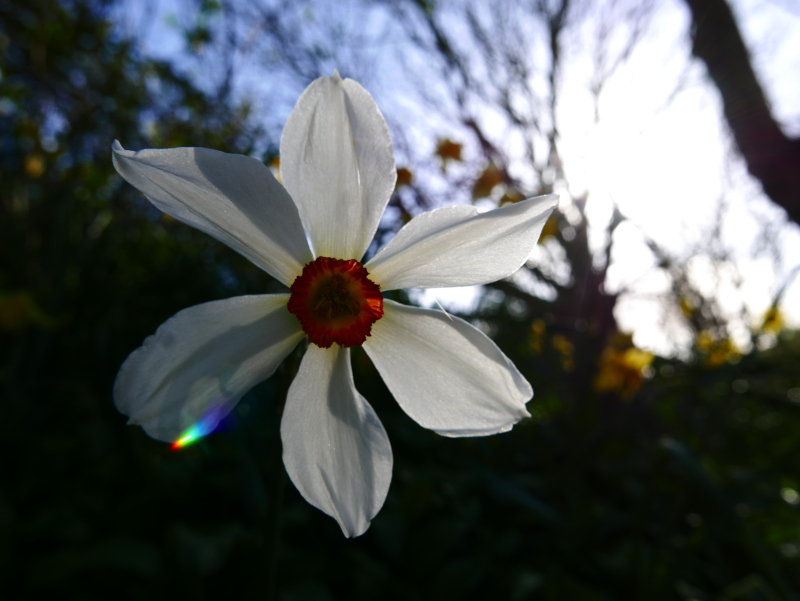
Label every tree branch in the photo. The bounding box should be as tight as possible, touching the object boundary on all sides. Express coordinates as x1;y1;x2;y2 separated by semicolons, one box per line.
683;0;800;225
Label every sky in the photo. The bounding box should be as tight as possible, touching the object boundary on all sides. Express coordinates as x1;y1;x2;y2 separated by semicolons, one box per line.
558;0;800;353
115;0;800;357
525;0;797;354
392;0;800;356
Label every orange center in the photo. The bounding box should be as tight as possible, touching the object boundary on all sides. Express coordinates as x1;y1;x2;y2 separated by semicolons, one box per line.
287;257;383;348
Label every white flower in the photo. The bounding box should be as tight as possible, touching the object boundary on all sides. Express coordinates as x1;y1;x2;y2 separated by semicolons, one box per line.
111;71;557;537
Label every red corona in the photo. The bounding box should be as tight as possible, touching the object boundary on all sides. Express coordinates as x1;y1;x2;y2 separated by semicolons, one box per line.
287;257;384;348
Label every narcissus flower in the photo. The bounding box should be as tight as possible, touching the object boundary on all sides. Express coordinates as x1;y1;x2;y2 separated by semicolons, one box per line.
112;72;557;537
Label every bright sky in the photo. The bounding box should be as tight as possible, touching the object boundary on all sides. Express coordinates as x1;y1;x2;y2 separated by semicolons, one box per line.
417;0;800;356
117;0;800;357
559;0;800;354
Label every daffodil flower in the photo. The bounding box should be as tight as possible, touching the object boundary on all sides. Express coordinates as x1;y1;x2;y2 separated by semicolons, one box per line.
112;72;557;537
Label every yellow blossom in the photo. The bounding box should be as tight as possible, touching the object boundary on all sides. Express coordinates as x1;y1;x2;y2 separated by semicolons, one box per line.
594;333;654;399
24;153;45;178
529;318;546;354
551;334;575;373
760;306;784;335
679;296;695;318
696;330;739;368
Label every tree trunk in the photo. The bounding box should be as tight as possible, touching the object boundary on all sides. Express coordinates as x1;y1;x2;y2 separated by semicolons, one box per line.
683;0;800;225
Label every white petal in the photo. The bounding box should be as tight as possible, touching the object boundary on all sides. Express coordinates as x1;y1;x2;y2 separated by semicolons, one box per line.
281;345;392;538
280;73;396;261
114;295;303;443
112;141;312;286
365;194;558;290
363;300;532;437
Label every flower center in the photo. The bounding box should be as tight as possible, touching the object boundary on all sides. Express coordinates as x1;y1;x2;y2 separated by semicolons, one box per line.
287;256;383;348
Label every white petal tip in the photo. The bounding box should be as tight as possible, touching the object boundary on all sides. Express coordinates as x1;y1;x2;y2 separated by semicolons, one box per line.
542;193;559;209
433;414;528;438
525;193;558;208
332;69;342;81
341;522;370;538
281;345;392;541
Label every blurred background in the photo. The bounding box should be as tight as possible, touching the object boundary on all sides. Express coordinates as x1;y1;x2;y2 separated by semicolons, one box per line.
2;0;800;598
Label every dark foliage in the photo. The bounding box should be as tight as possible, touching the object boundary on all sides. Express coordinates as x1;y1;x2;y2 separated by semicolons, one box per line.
1;1;799;599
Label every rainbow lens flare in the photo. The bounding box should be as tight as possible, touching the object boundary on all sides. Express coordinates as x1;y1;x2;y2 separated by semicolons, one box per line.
171;423;208;450
171;405;228;450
